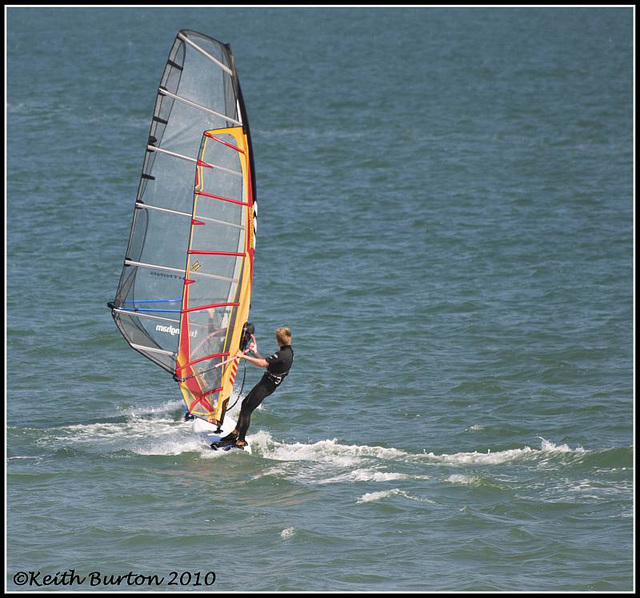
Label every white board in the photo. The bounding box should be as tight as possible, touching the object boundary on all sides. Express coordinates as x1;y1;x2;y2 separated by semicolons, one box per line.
192;416;252;453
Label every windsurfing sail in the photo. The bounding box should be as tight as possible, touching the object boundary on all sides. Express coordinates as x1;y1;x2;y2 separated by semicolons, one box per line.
108;30;257;427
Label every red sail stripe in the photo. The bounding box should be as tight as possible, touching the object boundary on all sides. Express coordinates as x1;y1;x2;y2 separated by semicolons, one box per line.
176;352;230;371
201;386;223;398
194;190;249;206
188;250;246;257
204;132;245;154
189;394;215;413
181;301;239;314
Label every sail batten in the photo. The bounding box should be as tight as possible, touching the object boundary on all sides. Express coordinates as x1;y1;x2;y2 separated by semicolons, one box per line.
113;309;181;324
178;32;234;75
136;202;245;229
109;30;256;425
158;87;242;125
147;144;244;177
131;344;176;356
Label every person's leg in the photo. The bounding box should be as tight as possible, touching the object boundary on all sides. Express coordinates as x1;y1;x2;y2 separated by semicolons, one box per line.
235;378;276;444
219;382;264;441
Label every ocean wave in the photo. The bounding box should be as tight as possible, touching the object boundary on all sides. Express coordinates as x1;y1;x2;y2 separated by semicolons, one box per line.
250;433;407;466
318;469;429;485
356;489;433;504
117;399;184;419
37;406;630;481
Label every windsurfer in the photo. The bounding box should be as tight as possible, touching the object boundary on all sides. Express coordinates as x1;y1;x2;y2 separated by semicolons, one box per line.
214;327;294;448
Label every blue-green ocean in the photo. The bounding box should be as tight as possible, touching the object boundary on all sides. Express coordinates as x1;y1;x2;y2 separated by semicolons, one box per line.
6;6;634;593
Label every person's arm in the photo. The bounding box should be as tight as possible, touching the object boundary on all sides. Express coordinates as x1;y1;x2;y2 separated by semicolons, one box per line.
238;352;268;368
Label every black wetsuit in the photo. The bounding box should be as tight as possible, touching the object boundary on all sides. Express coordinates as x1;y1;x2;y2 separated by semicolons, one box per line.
235;345;294;442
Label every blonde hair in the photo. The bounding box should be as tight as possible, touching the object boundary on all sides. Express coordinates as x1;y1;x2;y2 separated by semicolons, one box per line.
275;327;291;345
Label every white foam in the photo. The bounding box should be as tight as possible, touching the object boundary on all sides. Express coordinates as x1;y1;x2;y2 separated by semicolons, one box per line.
250;433;408;466
447;474;478;485
425;446;536;466
356;489;432;504
280;527;295;539
50;411;215;458
53;406;590;482
538;437;585;453
132;434;208;457
319;469;429;484
357;489;406;503
418;439;586;467
50;394;260;458
466;424;484;432
118;399;183;419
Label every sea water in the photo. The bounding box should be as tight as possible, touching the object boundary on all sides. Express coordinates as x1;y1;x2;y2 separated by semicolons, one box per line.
6;7;634;592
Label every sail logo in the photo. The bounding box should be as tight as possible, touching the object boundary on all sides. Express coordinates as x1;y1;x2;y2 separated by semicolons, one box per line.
155;324;197;338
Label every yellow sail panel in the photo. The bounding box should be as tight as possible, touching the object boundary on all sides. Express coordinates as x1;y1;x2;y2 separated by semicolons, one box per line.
177;126;255;425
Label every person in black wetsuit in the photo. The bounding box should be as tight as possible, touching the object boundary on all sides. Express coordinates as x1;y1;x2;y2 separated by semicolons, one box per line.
215;327;294;449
